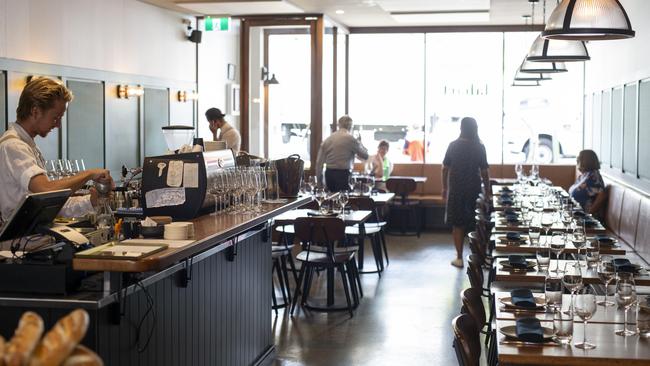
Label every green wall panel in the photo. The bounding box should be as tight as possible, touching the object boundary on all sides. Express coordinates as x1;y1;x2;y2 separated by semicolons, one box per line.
623;84;638;175
640;80;650;180
592;92;601;157
144;88;169;157
601;90;611;167
67;80;104;169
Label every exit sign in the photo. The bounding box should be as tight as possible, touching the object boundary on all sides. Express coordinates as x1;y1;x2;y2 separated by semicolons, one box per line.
205;16;230;31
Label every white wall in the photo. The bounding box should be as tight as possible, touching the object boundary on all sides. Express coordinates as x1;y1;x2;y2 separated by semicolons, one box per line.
585;0;650;93
0;0;196;83
197;20;241;141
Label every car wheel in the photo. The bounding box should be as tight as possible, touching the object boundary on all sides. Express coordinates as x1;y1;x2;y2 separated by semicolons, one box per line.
523;138;554;163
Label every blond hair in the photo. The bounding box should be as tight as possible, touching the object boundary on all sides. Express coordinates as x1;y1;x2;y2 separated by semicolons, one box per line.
16;78;73;120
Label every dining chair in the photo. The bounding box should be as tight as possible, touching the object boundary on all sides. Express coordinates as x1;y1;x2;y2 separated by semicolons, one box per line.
451;313;481;366
385;178;422;237
461;287;491;346
290;217;359;317
346;196;386;275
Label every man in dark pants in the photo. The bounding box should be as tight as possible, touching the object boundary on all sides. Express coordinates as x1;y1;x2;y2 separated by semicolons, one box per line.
315;115;369;192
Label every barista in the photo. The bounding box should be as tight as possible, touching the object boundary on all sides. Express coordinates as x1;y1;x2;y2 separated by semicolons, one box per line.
205;108;241;154
0;77;113;222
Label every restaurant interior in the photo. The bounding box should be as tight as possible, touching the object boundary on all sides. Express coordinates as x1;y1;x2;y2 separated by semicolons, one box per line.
1;0;650;365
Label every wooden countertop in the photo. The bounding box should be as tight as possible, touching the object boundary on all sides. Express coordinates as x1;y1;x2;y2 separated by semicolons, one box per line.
73;196;311;273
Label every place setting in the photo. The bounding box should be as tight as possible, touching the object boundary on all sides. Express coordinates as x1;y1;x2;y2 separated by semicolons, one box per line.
499;255;537;272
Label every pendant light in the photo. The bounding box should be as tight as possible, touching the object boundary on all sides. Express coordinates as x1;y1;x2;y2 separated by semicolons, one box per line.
514;70;552;82
526;34;590;62
520;58;567;73
542;0;635;41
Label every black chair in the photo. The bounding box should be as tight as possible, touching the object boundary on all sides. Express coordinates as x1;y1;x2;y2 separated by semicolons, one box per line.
451;313;481;366
346;196;386;274
290;217;358;317
386;178;422;237
271;246;292;314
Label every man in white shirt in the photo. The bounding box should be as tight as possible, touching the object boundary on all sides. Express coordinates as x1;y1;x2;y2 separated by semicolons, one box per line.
316;115;369;192
0;78;113;222
205;108;241;154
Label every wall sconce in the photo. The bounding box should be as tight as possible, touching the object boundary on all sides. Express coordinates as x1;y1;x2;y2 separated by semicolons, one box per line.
261;66;279;85
178;90;199;102
117;85;144;99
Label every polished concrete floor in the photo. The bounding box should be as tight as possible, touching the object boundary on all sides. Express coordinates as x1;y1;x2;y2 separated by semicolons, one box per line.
272;231;470;366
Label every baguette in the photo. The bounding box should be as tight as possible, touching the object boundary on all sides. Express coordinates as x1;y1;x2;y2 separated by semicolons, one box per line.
60;345;103;366
3;312;44;366
29;309;89;366
0;335;5;366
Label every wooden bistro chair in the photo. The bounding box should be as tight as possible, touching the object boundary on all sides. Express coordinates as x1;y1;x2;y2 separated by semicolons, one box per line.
346;196;386;275
452;313;481;366
290;217;359;317
385;178;422;237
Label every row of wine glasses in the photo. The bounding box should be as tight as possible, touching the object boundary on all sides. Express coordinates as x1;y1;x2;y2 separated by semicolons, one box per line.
45;159;86;180
208;167;268;216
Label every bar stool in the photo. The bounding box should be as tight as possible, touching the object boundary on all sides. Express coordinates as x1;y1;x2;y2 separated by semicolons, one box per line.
290;217;358;317
385;178;422;237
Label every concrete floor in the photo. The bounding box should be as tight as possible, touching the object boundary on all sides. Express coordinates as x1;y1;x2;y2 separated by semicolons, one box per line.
272;231;470;366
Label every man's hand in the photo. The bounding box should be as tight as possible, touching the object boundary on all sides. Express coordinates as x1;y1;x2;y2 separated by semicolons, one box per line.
209;121;218;136
88;169;113;185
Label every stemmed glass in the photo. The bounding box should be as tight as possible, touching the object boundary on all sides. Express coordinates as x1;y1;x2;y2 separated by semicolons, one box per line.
540;213;554;245
615;272;637;336
348;175;357;193
572;220;587;268
338;191;349;216
574;291;598;349
209;173;225;216
597;256;616;307
549;233;565;273
515;163;523;183
562;263;583;315
314;187;326;213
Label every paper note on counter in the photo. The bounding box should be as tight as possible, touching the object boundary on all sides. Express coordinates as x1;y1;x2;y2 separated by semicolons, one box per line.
145;187;186;208
167;160;184;187
122;239;195;249
183;163;199;188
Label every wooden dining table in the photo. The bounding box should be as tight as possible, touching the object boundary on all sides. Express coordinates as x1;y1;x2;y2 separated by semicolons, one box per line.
490;234;626;255
273;208;372;307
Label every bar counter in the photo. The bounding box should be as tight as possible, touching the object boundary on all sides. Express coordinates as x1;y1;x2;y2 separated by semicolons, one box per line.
0;196;311;366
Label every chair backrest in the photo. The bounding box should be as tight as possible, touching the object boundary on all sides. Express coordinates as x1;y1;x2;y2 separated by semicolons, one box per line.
294;217;346;261
452;314;481;366
386;178;416;201
348;196;380;223
466;254;484;290
467;231;486;266
461;287;486;330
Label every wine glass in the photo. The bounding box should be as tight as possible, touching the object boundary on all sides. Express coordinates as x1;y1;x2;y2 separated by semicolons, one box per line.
572;221;587;268
562;263;583;315
515;163;523;183
615;272;637;336
597;256;616;307
314;187;326;213
348;175;357;193
549;233;565;274
209;173;224;216
574;291;598;349
307;175;317;193
338;191;349;216
541;213;554;245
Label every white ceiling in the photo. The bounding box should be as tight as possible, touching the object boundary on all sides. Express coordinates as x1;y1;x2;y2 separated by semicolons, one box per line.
139;0;550;27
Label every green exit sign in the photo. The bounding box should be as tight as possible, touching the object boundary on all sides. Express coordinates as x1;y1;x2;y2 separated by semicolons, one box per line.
205;16;230;31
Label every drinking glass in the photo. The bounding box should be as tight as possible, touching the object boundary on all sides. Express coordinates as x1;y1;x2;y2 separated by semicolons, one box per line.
515;163;523;183
597;256;616;306
549;234;565;273
338;191;349;216
541;213;554;245
545;275;563;311
536;247;551;270
209;174;224;216
530;164;539;181
572;221;587;268
562;264;583;315
637;295;650;338
615;272;637;336
585;241;600;269
574;292;598;349
314;187;326;213
553;308;573;345
348;175;357;192
528;224;542;245
307;176;317;192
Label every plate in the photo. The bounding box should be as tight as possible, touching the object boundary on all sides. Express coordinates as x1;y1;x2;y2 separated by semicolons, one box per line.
500;260;536;271
499;296;546;309
499;325;556;341
307;210;338;217
497;236;527;244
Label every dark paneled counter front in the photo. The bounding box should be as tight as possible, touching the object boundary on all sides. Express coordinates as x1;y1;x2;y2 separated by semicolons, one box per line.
0;197;310;366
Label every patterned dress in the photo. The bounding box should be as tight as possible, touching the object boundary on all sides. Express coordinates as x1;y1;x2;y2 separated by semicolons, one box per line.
568;170;604;212
443;138;489;228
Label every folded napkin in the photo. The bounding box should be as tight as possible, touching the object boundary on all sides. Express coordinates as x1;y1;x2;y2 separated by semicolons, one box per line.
515;317;544;343
510;288;537;308
612;258;636;273
506;232;522;241
504;207;517;215
500;187;513;192
499;198;513;206
500;192;513;199
595;234;615;245
505;214;520;223
508;255;528;269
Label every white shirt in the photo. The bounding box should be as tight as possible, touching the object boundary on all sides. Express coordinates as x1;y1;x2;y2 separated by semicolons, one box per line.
217;122;241;154
0;123;93;222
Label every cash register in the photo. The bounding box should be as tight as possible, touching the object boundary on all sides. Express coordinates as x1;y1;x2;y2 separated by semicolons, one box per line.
0;189;89;295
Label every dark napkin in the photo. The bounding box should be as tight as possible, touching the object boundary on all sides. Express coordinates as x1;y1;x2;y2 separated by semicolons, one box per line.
500;187;513;193
583;218;599;227
504;207;517;215
572;210;586;218
505;214;520;223
499;198;513;206
612;258;636;273
500;192;513;199
515;317;544;343
508;255;528;269
510;288;537;308
506;232;522;241
595;234;615;245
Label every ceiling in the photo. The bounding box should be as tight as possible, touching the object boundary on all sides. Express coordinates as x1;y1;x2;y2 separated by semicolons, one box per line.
139;0;550;28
